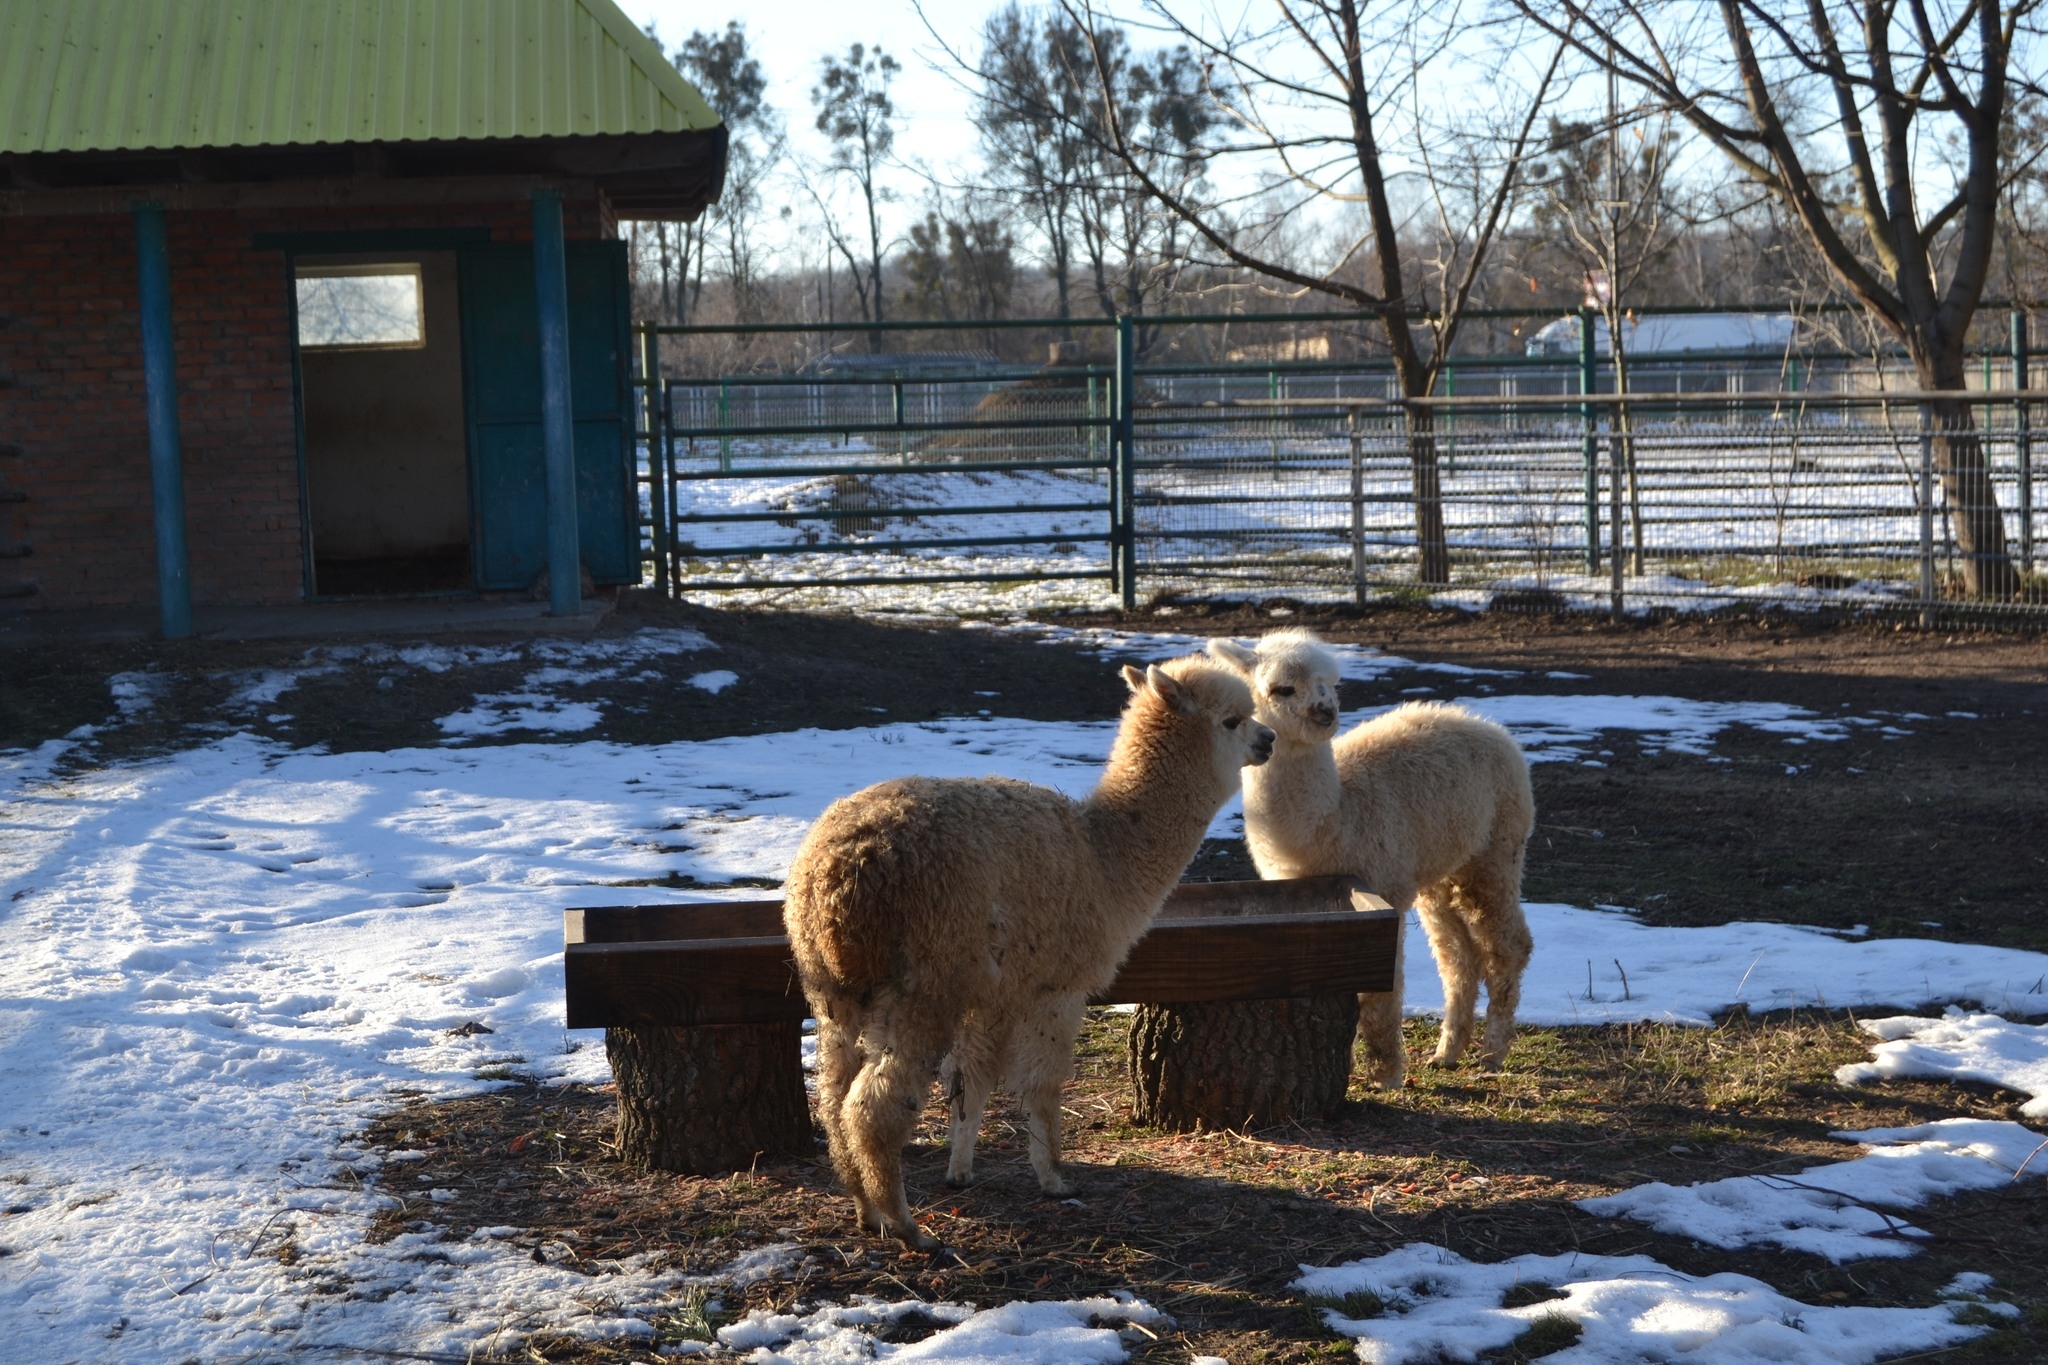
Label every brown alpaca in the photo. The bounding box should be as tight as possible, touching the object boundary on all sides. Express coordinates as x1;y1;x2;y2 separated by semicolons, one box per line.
783;658;1274;1248
1209;629;1534;1086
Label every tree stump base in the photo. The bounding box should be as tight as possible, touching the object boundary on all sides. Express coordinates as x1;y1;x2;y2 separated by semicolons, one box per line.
606;1021;812;1173
1127;994;1358;1132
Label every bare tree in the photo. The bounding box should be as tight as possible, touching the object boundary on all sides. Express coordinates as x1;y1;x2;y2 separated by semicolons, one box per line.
812;43;902;330
1509;0;2043;597
1531;106;1689;570
1058;0;1563;583
900;199;1022;323
960;7;1219;337
677;23;783;324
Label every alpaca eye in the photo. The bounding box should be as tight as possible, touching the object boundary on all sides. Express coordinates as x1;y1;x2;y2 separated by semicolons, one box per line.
1224;716;1241;730
1271;686;1295;698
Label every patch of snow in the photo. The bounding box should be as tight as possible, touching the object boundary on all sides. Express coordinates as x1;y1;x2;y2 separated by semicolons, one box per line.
1415;905;2048;1025
690;670;740;694
1447;693;1868;761
716;1293;1162;1363
1836;1009;2048;1119
1579;1118;2047;1260
1295;1243;1990;1365
107;670;167;717
440;694;606;736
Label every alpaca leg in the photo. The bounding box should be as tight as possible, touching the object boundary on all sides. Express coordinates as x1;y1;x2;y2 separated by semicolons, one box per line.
1470;865;1533;1070
1012;994;1085;1195
1357;909;1409;1088
944;1016;1003;1188
812;1013;879;1230
1418;890;1481;1067
843;1008;948;1249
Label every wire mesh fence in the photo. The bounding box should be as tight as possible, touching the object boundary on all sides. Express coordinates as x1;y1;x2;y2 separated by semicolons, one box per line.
635;313;2046;620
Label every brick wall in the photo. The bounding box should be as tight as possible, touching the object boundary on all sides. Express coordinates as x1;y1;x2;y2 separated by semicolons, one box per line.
0;191;613;613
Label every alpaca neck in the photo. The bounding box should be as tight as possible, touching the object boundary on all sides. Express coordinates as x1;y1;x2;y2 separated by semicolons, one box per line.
1243;733;1346;858
1082;733;1226;924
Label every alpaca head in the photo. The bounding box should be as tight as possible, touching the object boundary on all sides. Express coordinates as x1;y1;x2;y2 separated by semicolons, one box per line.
1116;656;1274;791
1206;628;1342;746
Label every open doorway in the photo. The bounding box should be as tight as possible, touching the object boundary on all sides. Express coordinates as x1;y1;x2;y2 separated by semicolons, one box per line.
295;252;471;596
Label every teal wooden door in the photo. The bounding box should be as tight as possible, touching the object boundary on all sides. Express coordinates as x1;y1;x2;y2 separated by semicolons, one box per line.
458;241;634;589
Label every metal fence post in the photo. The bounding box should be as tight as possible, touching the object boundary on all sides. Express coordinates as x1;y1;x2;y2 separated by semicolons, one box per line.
2016;309;2034;583
716;379;732;473
1609;399;1625;621
1919;403;1937;628
638;325;670;598
1349;410;1367;608
1115;314;1138;610
1579;307;1600;573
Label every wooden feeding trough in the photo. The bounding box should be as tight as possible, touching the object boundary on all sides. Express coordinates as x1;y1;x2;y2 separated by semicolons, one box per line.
563;875;1399;1172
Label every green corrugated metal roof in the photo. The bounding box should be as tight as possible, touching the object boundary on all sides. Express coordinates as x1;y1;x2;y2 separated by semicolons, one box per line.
0;0;721;155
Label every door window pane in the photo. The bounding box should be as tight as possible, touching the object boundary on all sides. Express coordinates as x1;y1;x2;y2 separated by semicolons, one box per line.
296;264;424;349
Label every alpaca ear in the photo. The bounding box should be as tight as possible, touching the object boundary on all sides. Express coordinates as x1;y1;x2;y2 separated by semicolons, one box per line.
1207;638;1259;672
1143;664;1196;713
1121;663;1149;694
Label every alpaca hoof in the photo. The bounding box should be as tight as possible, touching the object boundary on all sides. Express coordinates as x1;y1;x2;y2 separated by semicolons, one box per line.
944;1168;975;1189
1036;1173;1075;1197
889;1221;941;1251
1363;1061;1407;1089
1425;1052;1458;1069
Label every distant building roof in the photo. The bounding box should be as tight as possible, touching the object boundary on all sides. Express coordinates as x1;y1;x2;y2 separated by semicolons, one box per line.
0;0;726;218
1526;313;1798;358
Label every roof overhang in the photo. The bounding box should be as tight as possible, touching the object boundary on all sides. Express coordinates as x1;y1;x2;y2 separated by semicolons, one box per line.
0;127;727;219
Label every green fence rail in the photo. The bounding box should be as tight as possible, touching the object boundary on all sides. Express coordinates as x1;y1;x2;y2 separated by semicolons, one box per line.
630;309;2046;620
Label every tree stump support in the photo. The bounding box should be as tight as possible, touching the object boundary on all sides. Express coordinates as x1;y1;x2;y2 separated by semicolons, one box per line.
605;1021;811;1174
1127;993;1359;1132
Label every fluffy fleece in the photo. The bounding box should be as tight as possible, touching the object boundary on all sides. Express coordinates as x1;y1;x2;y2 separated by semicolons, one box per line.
1210;629;1535;1086
782;657;1275;1247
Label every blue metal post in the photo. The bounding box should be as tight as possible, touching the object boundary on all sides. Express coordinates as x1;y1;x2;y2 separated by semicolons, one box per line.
133;202;191;639
532;191;582;617
1114;315;1137;610
1579;306;1600;574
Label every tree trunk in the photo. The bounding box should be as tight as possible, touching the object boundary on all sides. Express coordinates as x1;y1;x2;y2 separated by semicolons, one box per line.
1406;407;1451;586
1127;994;1358;1132
606;1023;812;1174
1920;372;2020;600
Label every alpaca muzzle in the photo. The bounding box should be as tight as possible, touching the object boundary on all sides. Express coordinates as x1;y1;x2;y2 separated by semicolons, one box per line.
1247;722;1276;765
1309;703;1338;729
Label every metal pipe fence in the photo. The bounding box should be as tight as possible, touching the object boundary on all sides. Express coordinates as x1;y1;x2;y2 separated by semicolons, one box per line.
631;313;2046;621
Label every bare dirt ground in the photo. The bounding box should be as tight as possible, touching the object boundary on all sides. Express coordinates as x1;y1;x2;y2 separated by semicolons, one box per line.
6;593;2047;1360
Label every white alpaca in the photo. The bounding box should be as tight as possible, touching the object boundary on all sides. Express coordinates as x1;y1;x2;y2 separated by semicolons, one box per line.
1209;629;1534;1086
783;658;1274;1247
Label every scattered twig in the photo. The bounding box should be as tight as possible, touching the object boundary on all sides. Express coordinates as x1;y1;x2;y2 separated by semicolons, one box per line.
2011;1136;2048;1183
1614;959;1632;1001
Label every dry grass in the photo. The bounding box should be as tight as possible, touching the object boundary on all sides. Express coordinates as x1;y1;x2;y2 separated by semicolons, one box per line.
342;1008;2047;1362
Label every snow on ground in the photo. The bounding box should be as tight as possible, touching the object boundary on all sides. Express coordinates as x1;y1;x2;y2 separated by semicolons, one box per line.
1837;1009;2048;1118
1294;1243;2011;1365
1579;1118;2048;1260
87;629;722;740
1466;908;2048;1024
3;670;2044;1361
712;1293;1165;1364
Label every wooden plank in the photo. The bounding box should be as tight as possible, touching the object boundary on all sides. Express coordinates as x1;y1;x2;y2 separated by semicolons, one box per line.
563;906;1400;1028
1099;909;1399;1004
563;876;1391;945
564;936;803;1028
565;899;783;945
